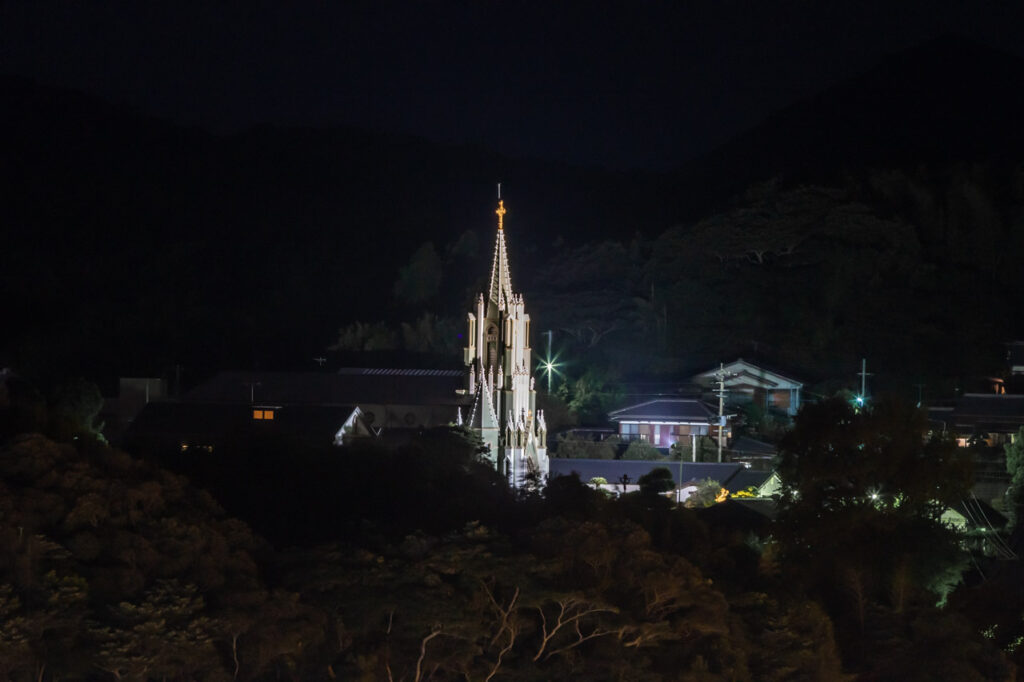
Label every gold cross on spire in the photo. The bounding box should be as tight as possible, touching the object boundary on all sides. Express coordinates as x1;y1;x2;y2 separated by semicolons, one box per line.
495;199;506;230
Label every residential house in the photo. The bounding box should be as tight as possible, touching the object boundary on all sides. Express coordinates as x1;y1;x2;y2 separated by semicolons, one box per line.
692;358;804;417
607;398;725;449
124;402;370;456
123;367;470;456
929;393;1024;448
727;435;778;470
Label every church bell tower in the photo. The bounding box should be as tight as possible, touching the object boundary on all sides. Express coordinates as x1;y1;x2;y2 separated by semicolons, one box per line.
463;196;548;486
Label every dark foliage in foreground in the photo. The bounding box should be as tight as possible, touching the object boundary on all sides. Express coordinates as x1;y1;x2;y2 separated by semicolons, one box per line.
0;393;1016;679
158;426;516;546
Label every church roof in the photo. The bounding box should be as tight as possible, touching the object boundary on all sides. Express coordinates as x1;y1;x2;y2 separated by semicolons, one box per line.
608;399;716;423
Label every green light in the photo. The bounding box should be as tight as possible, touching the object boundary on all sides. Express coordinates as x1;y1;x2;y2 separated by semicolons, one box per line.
538;353;563;392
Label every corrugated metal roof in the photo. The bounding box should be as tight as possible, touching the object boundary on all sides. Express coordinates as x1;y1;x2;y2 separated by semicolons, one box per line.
183;370;470;407
337;368;465;377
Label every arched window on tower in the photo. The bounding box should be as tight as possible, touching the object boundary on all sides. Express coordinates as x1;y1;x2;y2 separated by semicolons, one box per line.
486;324;498;370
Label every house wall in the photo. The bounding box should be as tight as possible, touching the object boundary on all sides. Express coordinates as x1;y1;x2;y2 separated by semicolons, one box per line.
769;390;790;410
617;422;720;448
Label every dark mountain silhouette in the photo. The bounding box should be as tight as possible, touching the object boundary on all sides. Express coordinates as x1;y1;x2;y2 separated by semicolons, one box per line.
0;74;674;387
3;34;1024;389
671;34;1024;208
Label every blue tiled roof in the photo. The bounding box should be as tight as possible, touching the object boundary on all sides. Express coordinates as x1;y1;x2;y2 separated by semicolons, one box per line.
607;399;716;423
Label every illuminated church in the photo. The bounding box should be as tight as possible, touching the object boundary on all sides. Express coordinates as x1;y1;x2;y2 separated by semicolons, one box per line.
461;198;549;486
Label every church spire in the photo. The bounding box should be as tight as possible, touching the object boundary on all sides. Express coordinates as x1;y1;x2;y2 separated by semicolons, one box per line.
488;198;514;309
462;191;548;485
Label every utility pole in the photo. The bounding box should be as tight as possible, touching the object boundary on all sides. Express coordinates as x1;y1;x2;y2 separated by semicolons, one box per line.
678;447;684;504
714;363;728;462
856;358;872;409
243;381;261;404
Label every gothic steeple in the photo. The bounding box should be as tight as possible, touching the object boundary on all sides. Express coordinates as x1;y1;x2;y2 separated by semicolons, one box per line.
463;194;548;486
487;199;514;311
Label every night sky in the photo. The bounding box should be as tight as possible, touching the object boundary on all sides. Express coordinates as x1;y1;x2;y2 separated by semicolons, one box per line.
2;1;1022;170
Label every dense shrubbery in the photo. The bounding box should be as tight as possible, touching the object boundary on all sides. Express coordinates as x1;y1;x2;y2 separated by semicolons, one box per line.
0;433;323;679
554;432;617;460
0;392;1015;679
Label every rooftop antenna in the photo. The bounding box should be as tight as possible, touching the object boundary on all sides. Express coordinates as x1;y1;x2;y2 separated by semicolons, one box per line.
313;356;327;368
243;381;261;404
497;182;501;200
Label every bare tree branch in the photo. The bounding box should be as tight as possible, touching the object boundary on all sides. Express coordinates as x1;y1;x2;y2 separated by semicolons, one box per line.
414;626;443;682
532;597;618;662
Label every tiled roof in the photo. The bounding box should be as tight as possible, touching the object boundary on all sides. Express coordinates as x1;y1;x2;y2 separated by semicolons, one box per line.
729;436;777;456
183;369;469;407
727;498;779;520
722;469;772;493
608;399;716;423
932;394;1024;433
698;498;777;525
693;358;804;387
549;458;743;485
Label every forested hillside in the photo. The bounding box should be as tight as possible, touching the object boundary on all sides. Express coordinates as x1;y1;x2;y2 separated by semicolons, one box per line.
3;36;1024;398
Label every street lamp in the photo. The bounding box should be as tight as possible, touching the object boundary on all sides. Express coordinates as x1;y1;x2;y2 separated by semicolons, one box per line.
538;330;562;392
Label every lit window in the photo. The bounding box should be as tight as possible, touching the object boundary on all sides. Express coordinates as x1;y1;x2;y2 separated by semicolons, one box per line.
253;410;263;420
264;410;274;420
